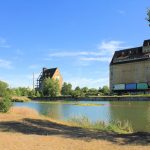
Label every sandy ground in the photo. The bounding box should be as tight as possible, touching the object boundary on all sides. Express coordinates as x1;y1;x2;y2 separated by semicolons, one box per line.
0;107;150;150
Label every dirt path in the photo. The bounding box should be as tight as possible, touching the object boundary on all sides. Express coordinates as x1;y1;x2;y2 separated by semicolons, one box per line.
0;107;150;150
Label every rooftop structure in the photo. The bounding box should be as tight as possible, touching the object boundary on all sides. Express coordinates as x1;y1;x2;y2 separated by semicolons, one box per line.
36;67;63;91
110;39;150;92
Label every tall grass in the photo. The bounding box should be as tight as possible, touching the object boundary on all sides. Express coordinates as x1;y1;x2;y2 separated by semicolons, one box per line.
68;116;133;134
11;96;31;102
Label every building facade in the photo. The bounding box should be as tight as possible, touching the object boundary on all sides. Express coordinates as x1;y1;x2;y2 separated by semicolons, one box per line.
110;39;150;92
36;67;63;91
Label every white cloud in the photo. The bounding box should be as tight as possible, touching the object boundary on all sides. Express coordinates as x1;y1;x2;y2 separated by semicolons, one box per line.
0;37;11;48
46;40;129;63
98;40;126;54
80;57;111;62
0;59;13;69
48;51;102;57
65;77;109;89
28;64;40;69
80;40;128;62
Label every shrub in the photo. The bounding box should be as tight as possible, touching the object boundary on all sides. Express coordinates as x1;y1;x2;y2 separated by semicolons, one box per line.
0;96;12;113
0;80;8;97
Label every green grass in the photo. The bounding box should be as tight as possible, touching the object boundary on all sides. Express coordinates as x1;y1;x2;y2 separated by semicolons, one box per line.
73;103;104;106
31;101;104;106
68;116;133;134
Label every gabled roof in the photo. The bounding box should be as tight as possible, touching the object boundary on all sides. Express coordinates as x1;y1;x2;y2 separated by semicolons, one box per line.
110;40;150;65
43;68;57;78
143;39;150;46
38;67;58;81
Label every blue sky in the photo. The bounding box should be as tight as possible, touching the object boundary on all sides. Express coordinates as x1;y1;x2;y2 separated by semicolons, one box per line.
0;0;150;89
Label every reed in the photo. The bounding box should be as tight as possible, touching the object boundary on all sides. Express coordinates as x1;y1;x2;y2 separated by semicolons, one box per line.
68;116;133;134
11;96;31;102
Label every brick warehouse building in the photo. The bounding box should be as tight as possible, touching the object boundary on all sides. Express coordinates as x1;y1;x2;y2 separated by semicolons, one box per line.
110;39;150;93
36;67;63;92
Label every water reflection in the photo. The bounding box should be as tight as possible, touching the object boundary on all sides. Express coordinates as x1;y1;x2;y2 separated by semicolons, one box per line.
14;101;150;132
109;101;150;132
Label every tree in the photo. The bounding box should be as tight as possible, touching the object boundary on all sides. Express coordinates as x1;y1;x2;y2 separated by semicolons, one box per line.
61;82;72;95
101;86;110;95
0;96;12;113
147;9;150;26
0;80;12;113
75;86;80;91
42;78;60;97
81;87;89;93
87;88;98;96
0;80;8;97
35;91;41;97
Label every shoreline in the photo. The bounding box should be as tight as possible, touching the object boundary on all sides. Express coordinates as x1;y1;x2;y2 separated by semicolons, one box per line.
31;96;150;101
0;107;150;150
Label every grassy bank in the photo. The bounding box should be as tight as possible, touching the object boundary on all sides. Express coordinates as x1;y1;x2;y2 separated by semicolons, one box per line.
11;96;31;102
3;106;133;134
0;107;150;150
68;116;133;134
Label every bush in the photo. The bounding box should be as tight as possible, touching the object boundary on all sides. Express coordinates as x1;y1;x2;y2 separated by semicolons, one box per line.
0;80;8;97
0;96;12;113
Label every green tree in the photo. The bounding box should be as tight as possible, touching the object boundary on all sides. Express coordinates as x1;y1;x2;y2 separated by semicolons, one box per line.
71;86;85;97
0;80;9;97
87;88;98;96
28;89;35;97
61;82;72;95
42;78;60;97
35;91;41;97
0;80;12;113
75;86;80;91
101;86;110;95
81;87;89;93
0;96;12;113
147;9;150;26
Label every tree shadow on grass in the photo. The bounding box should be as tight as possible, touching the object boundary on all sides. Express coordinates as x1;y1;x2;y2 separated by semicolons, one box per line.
0;118;150;146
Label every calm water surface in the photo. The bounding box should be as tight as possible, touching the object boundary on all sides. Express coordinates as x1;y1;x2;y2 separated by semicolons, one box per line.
14;101;150;132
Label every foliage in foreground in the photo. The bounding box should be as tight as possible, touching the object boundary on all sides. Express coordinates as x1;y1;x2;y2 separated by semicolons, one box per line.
0;80;9;97
0;96;12;113
68;116;133;134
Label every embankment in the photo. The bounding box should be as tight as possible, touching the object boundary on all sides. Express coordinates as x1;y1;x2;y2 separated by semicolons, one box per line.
31;96;150;101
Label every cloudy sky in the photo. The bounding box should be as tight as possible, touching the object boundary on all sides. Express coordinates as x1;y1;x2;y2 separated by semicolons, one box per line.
0;0;150;89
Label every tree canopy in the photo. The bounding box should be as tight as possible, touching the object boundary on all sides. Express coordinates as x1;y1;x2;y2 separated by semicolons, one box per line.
42;78;60;97
0;80;8;97
61;82;72;95
147;9;150;26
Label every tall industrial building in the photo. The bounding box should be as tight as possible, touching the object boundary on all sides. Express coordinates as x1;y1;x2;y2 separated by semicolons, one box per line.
110;39;150;92
36;67;63;92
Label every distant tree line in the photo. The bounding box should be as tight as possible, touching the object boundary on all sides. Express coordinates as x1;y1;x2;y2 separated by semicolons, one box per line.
0;78;110;101
61;82;110;97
